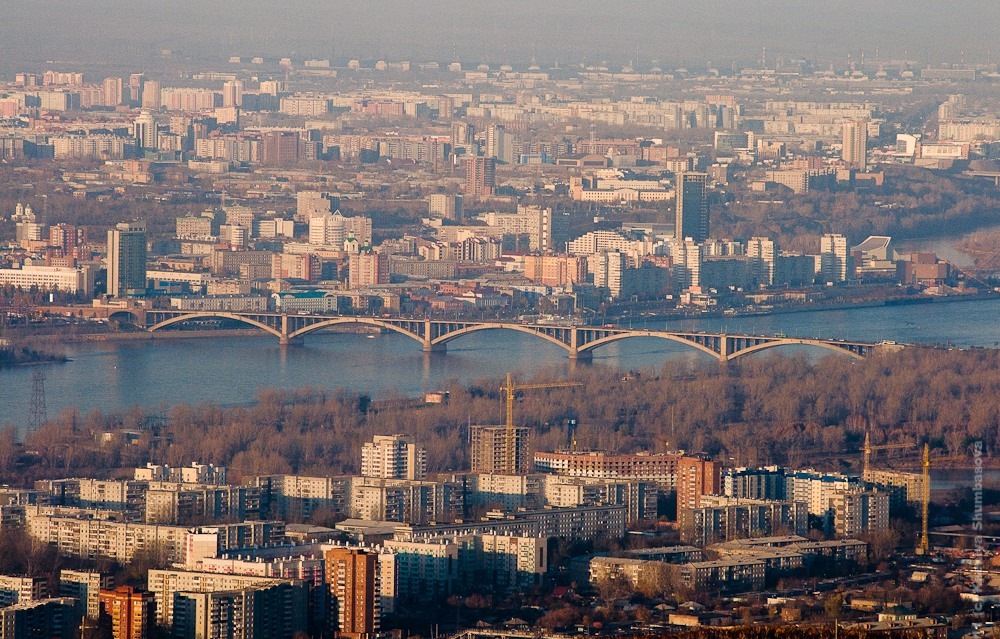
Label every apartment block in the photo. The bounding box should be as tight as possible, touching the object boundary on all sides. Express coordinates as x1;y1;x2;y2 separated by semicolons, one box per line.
361;435;427;481
99;586;155;639
59;570;113;620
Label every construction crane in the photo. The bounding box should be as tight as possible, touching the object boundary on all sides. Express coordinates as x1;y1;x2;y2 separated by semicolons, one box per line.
862;431;916;478
500;372;582;473
919;443;930;555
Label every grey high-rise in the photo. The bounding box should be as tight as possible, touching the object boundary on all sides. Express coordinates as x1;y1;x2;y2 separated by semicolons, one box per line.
107;221;146;297
675;172;710;243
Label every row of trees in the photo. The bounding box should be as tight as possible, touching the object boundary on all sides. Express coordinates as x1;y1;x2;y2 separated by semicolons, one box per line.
4;347;998;485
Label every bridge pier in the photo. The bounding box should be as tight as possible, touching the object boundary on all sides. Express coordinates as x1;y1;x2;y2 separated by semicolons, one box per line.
423;342;447;354
279;336;304;346
568;349;593;362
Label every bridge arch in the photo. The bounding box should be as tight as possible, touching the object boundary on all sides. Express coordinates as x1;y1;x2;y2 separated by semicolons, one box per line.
430;324;572;352
576;332;722;361
147;312;283;338
288;317;425;345
728;338;865;361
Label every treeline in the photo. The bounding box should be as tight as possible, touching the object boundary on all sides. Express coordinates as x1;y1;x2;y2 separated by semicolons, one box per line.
719;166;1000;250
5;347;999;485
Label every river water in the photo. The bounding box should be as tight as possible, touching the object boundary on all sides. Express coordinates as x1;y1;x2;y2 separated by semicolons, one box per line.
3;296;1000;433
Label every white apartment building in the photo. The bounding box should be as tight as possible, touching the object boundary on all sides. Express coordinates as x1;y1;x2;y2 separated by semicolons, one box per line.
361;435;427;481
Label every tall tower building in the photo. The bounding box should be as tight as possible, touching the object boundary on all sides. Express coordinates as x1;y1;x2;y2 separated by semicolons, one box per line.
842;120;868;170
470;425;531;474
675;172;710;243
102;77;124;107
746;236;776;286
133;111;157;151
261;131;299;166
222;80;244;107
361;435;427;480
127;73;144;106
140;80;161;110
325;548;379;639
99;586;155;639
464;157;496;197
107;221;147;298
676;455;722;512
820;233;849;283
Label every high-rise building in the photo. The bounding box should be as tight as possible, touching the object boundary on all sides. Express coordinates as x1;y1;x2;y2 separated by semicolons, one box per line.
107;221;147;298
171;583;308;639
128;73;144;105
470;425;531;474
746;236;776;286
133;111;157;150
102;77;124;107
348;250;388;289
590;250;626;298
60;570;112;620
842;120;868;170
261;131;299;166
325;548;380;639
361;435;427;481
464;157;496;197
485;124;515;163
675;172;709;243
676;455;721;512
0;599;79;639
49;223;85;258
820;233;848;283
140;80;161;110
99;586;155;639
428;193;463;220
222;80;244;107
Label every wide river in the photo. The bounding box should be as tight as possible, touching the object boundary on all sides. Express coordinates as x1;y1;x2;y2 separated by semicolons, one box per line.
3;296;1000;433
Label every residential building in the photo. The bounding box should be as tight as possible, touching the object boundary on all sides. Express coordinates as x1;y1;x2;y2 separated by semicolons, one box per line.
349;250;389;289
534;451;681;488
60;570;112;620
99;586;155;639
470;425;530;475
464;157;496;197
0;599;78;639
820;233;849;283
676;455;721;511
842;120;868;170
361;435;427;481
171;582;308;639
0;575;46;607
325;548;380;639
147;570;301;628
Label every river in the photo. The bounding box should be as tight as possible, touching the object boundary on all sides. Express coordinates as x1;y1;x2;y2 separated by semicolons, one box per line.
4;296;1000;433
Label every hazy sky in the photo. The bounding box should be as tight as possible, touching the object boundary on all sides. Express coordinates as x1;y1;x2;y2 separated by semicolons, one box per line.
1;1;996;73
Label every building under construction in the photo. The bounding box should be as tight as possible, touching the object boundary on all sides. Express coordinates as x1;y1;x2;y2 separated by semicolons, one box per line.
470;425;530;474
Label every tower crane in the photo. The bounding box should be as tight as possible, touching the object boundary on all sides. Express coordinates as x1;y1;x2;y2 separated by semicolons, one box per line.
500;372;582;474
862;431;916;478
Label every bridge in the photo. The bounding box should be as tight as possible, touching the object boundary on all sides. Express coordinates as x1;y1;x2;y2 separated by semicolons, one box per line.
140;310;891;362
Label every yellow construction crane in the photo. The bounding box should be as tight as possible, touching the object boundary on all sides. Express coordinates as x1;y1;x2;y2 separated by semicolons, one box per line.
862;431;917;478
919;443;930;555
500;372;582;473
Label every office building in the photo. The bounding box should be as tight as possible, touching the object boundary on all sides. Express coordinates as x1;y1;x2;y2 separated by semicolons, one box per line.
675;172;709;243
471;425;530;474
99;586;155;639
325;548;380;639
107;221;147;298
820;233;849;283
464;156;496;197
308;211;372;247
361;435;427;481
0;265;94;296
842;120;868;170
